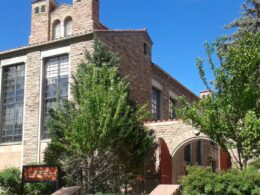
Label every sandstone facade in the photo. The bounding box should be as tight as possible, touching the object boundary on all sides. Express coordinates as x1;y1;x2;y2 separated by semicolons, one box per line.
0;0;219;190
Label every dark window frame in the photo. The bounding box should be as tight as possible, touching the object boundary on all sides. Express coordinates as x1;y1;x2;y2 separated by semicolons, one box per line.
64;17;73;37
1;64;25;143
35;7;39;14
42;55;69;140
152;87;161;120
41;5;45;12
184;144;191;163
196;140;202;165
144;43;151;58
169;98;176;119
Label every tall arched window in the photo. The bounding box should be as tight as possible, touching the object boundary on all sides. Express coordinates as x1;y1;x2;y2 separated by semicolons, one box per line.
53;20;61;39
64;17;72;37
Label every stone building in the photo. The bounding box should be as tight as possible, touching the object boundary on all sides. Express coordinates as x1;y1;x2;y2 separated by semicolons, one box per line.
0;0;229;189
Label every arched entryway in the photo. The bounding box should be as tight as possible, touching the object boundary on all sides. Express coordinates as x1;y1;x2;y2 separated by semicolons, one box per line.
171;137;219;183
145;120;231;185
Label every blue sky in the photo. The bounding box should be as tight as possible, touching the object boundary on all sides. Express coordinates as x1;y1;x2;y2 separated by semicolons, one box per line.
0;0;244;95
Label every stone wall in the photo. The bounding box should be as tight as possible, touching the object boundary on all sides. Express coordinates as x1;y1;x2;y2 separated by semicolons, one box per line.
0;144;22;170
151;65;198;119
21;39;94;165
22;51;42;164
50;4;73;40
96;30;198;119
96;31;153;108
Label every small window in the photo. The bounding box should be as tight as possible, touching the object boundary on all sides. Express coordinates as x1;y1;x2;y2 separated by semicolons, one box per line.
35;7;39;14
53;21;61;39
184;144;191;163
41;5;45;12
64;17;72;37
144;43;151;58
196;141;202;165
144;43;147;55
169;98;176;119
152;88;161;120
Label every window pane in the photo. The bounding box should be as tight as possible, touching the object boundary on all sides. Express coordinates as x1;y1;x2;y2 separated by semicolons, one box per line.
152;88;161;120
184;144;191;163
1;64;25;143
196;141;202;165
54;22;61;39
169;98;176;119
65;19;72;37
42;55;69;139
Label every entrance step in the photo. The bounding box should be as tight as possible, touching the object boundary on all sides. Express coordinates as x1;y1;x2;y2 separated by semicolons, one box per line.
52;186;81;195
150;184;180;195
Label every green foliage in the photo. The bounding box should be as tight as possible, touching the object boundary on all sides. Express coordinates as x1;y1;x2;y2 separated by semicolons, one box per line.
24;183;56;195
44;39;155;188
0;168;55;195
249;158;260;169
0;168;21;195
180;166;260;195
226;0;260;40
178;33;260;169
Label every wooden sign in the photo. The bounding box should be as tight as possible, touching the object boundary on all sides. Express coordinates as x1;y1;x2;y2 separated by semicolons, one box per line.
23;165;59;182
21;165;60;194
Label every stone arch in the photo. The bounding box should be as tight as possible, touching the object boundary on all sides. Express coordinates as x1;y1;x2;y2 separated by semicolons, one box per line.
171;135;214;158
145;120;231;184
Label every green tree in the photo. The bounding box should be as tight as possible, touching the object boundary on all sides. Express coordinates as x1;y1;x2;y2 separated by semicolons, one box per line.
178;33;260;170
226;0;260;39
44;40;155;187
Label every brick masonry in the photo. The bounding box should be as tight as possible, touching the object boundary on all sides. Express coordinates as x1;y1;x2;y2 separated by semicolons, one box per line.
96;31;153;108
0;1;207;186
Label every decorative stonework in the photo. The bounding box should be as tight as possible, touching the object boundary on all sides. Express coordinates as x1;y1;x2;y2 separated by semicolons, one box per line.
145;120;209;156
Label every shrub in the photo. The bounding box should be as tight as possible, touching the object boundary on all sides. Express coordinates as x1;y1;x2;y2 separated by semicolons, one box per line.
180;166;260;195
249;158;260;169
25;183;56;195
0;168;21;195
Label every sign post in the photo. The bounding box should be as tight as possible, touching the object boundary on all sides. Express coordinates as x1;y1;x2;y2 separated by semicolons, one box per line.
21;165;60;194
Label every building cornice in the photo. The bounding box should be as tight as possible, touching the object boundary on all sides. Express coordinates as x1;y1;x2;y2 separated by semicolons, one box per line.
0;29;154;58
152;63;199;100
95;29;153;45
0;32;94;59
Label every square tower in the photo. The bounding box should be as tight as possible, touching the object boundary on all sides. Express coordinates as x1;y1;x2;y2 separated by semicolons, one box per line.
30;0;58;44
72;0;100;34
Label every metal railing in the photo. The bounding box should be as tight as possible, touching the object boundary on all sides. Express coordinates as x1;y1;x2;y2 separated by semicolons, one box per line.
71;164;124;195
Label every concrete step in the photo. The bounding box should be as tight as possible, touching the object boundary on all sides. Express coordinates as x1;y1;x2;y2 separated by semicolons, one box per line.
149;184;180;195
52;186;81;195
